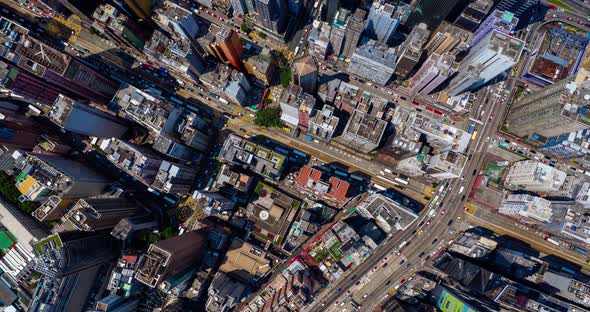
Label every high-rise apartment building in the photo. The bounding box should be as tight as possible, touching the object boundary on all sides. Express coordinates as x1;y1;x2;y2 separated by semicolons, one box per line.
426;151;467;180
308;20;331;60
365;2;398;45
214;29;243;70
329;8;350;58
424;21;472;57
342;9;366;59
104;139;196;194
135;231;203;288
291;55;318;94
349;40;397;85
448;30;524;96
505;78;590;137
324;0;339;23
471;9;518;48
48;94;128;138
454;0;494;31
395;23;430;79
410;53;456;96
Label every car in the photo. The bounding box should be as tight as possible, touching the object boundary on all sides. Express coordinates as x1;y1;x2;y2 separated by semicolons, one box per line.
441;209;446;215
411;229;417;235
372;266;377;272
567;17;573;21
432;238;438;244
418;229;424;235
336;288;342;293
399;259;405;265
489;115;493;120
419;220;425;226
399;279;406;284
418;251;425;258
382;262;388;268
426;219;431;226
346;290;351;296
334;301;339;306
363;294;368;299
382;257;388;262
321;302;326;307
448;220;453;226
385;280;392;285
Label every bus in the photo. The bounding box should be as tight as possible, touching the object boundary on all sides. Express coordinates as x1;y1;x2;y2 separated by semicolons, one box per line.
471;130;478;140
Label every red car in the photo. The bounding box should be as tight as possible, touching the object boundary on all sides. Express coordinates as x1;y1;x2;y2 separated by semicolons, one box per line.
399;279;406;284
426;219;431;225
425;106;434;112
412;100;420;106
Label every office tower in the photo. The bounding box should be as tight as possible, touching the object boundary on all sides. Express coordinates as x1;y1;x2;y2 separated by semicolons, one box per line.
424;21;472;57
349;40;397;85
205;272;247;312
48;94;128;138
33;232;120;278
135;231;203;288
395;23;430;79
472;9;519;48
104;139;196;194
365;2;398;45
447;30;524;96
505;78;590;138
61;198;147;232
495;0;544;29
410;53;456;96
255;0;287;34
291;55;318;94
0;112;46;151
504;160;566;193
324;0;339;23
95;294;139;312
214;29;243;70
287;0;301;15
454;0;494;31
329;8;350;58
342;9;366;59
406;0;462;30
15;154;110;202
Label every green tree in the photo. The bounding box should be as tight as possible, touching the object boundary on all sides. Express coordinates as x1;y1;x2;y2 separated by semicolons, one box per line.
255;107;283;128
280;68;291;87
0;172;36;214
240;23;250;33
257;31;267;39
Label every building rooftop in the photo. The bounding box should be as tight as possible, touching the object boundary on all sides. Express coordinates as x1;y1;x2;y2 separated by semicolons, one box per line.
354;40;397;68
246;182;301;245
343;109;387;146
293;165;351;206
448;232;498;259
499;194;553;223
292;55;317;77
219;238;271;283
218;134;286;180
356;194;418;233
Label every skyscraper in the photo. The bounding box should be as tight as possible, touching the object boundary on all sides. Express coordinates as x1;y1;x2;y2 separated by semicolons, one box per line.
291;55;318;94
365;2;398;45
33;232;120;278
342;9;366;59
214;29;244;70
135;231;203;288
255;0;287;34
494;0;545;30
406;0;462;30
324;0;339;23
48;94;129;138
447;30;524;95
424;21;472;57
454;0;494;31
410;53;456;96
395;23;430;79
471;9;519;48
15;154;110;202
349;40;397;85
505;78;590;138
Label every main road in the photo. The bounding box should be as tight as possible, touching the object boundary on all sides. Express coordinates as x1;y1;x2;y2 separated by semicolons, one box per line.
306;81;510;312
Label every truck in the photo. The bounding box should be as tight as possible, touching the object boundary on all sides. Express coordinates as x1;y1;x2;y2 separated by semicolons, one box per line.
546;237;560;246
467;124;475;134
209;92;219;99
574;247;589;255
458;186;465;194
471;130;478;140
398;241;408;249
